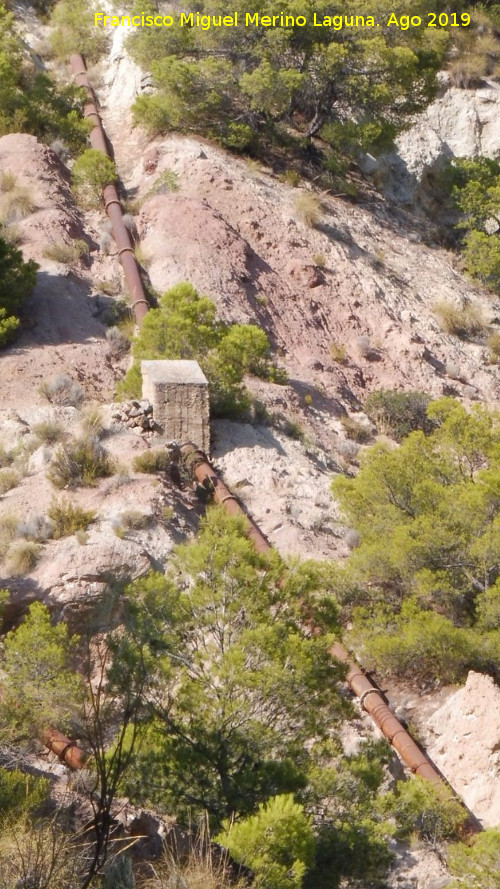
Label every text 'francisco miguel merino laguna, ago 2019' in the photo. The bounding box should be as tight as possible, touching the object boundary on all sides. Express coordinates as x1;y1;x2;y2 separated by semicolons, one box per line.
94;11;472;30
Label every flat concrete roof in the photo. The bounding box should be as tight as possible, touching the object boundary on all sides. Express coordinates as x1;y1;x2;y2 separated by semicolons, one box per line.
141;359;208;385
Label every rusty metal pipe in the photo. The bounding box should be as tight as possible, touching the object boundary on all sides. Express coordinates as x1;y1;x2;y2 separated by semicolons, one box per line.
180;443;470;801
70;54;149;326
42;727;87;771
180;443;272;556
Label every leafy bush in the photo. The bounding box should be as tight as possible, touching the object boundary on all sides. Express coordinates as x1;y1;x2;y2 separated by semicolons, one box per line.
72;149;118;209
0;233;38;346
218;795;315;889
447;829;500;889
433;300;486;339
39;374;84;407
128;0;445;169
121;282;284;418
6;540;42;575
380;778;467;846
0;768;50;816
333;398;500;629
133;449;171;474
47;499;96;538
47;437;114;488
0;2;90;152
364;389;435;441
349;600;488;685
50;0;108;61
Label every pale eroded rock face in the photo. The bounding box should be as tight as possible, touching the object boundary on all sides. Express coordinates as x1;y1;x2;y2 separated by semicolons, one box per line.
379;77;500;208
426;672;500;827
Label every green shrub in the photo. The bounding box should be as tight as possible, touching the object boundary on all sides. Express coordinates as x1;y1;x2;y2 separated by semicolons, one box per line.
133;449;171;474
380;778;467;845
47;437;114;488
364;390;435;441
50;0;108;61
0;233;38;347
0;768;50;816
350;600;487;685
142;169;179;202
434;300;486;339
447;829;500;889
217;794;315;889
6;540;42;575
121;282;281;418
72;149;117;209
47;499;96;538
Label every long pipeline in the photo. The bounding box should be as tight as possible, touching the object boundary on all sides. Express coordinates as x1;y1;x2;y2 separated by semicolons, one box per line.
70;54;149;326
179;442;453;789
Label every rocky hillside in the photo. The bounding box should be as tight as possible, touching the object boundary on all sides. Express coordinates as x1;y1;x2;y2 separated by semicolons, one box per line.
2;7;500;886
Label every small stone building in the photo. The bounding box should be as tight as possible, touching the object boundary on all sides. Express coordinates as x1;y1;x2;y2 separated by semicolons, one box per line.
141;360;210;452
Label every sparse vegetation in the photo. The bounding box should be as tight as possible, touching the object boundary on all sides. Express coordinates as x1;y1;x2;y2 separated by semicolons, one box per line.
47;437;114;488
17;514;54;541
0;468;20;495
133;449;171;474
6;540;42;575
313;253;326;268
47;499;96;538
0;171;16;192
142;169;180;202
42;238;88;264
341;416;371;444
112;509;149;537
295;192;322;228
50;0;108;61
39;374;84;407
488;331;500;364
434;300;486;339
356;335;373;358
32;419;66;446
330;343;347;364
364;390;435;441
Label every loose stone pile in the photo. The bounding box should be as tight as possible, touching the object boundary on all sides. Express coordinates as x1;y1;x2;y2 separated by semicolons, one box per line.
111;400;157;434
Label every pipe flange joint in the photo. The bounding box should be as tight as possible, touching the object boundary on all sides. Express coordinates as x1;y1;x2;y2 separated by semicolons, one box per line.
130;299;150;310
105;199;122;212
359;688;381;710
118;246;135;257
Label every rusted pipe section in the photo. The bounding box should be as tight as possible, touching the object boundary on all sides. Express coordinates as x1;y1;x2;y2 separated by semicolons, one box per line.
42;727;87;771
70;54;149;326
180;442;272;556
330;641;442;783
180;443;464;796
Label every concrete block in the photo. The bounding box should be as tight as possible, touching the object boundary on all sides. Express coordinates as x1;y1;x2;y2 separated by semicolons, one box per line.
141;360;210;452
